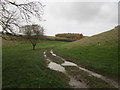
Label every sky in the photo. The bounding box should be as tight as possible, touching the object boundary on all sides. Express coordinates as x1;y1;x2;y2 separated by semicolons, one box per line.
0;0;118;36
40;1;118;36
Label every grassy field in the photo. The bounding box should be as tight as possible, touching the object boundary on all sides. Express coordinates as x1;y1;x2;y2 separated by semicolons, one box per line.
2;27;119;88
2;39;70;88
54;28;119;79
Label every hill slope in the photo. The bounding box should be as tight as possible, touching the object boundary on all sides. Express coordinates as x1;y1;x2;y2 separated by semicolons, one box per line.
59;28;118;48
54;28;119;79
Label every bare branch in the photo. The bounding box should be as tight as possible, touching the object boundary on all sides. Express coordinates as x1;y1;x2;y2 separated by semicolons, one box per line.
0;0;44;34
22;24;44;50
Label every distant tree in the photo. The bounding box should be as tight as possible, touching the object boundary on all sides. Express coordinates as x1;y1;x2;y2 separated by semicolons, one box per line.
55;33;83;40
23;24;44;50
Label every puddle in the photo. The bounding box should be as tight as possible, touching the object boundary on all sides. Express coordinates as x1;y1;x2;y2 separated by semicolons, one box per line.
49;50;119;88
50;50;65;61
48;62;66;73
44;55;47;58
78;67;102;78
78;66;119;88
68;76;88;88
44;50;88;88
61;61;78;67
47;61;88;88
46;58;51;62
43;50;47;54
61;60;119;88
50;50;57;56
43;50;47;58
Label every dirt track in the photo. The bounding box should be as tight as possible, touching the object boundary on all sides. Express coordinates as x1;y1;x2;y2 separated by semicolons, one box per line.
43;49;119;88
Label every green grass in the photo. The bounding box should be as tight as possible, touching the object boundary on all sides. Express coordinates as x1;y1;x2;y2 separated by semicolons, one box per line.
54;28;119;79
3;40;69;88
65;66;114;88
2;27;119;88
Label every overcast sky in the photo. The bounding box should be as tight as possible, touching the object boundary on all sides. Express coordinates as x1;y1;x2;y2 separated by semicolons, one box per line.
40;1;118;36
0;0;118;36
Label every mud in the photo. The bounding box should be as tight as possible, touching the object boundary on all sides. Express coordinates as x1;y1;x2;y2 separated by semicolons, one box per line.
43;50;88;88
45;50;119;88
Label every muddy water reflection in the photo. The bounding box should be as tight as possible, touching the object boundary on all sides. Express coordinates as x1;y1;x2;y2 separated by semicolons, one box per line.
47;61;88;88
44;50;88;88
48;62;66;73
68;76;88;88
48;50;119;88
61;61;78;67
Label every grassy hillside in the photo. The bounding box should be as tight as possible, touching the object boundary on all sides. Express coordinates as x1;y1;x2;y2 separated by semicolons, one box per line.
54;28;119;79
59;28;118;48
2;39;69;88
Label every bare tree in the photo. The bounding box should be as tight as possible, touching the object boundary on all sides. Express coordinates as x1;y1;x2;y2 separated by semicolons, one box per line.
23;24;44;50
0;9;19;34
0;0;45;34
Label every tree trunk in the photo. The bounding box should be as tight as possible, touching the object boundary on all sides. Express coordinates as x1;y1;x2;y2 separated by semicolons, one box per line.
32;44;36;50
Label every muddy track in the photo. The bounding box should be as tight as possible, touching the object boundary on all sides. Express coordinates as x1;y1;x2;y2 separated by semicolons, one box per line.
43;49;119;88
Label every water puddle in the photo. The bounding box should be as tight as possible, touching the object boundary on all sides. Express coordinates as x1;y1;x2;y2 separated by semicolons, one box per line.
43;51;46;54
48;61;66;73
43;50;47;58
44;55;47;58
78;67;102;78
68;76;88;88
45;50;65;72
49;50;119;88
44;50;88;88
50;50;57;56
61;61;78;67
47;61;88;88
77;66;119;88
46;58;51;62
